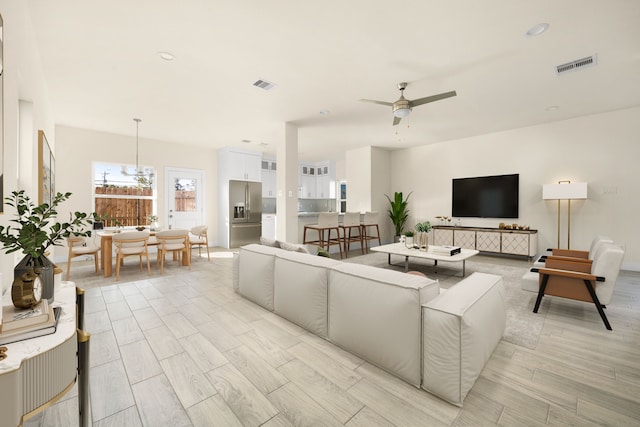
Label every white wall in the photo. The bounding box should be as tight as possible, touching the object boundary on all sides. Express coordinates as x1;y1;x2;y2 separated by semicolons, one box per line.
52;125;218;262
0;1;58;294
390;107;640;270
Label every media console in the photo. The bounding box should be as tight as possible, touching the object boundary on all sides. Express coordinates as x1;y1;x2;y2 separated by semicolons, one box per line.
432;225;538;259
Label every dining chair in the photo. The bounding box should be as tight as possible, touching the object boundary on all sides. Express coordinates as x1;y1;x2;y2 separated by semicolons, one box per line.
189;225;210;261
112;231;151;281
155;229;191;274
66;236;100;280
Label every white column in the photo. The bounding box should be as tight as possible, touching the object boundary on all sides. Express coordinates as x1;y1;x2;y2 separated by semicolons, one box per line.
276;123;299;243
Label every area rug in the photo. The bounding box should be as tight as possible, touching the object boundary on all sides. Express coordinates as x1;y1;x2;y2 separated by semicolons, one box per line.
342;252;548;349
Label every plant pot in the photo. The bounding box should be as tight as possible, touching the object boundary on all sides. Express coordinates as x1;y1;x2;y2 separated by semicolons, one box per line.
14;255;55;303
405;236;414;248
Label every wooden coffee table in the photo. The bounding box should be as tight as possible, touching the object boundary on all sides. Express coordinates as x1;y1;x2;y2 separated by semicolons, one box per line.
370;243;479;277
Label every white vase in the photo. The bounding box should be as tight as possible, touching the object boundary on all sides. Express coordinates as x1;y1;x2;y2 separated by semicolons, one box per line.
405;236;414;248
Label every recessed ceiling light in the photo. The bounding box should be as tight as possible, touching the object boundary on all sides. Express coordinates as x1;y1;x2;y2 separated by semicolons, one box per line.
545;105;559;111
259;142;269;146
319;110;330;115
241;139;251;143
158;51;175;61
526;23;550;37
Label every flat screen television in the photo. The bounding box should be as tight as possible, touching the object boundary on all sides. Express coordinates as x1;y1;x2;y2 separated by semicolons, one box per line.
452;174;519;218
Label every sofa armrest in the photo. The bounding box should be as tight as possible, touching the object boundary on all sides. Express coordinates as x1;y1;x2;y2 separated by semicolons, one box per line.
422;272;506;406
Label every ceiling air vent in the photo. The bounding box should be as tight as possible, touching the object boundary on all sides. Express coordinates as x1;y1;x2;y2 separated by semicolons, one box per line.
253;79;277;90
556;54;597;75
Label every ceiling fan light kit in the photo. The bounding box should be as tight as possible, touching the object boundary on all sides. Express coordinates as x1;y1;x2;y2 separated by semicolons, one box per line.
360;82;457;125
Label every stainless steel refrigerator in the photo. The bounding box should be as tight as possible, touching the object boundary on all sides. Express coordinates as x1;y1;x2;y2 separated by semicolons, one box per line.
229;180;262;248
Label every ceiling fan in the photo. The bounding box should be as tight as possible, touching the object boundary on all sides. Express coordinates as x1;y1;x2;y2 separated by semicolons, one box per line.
360;82;457;125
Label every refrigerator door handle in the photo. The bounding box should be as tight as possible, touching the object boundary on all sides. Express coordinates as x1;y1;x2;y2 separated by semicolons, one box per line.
246;183;250;217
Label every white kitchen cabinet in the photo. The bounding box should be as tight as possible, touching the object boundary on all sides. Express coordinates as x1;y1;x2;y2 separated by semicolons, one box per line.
315;161;335;198
262;214;276;239
261;159;276;197
299;164;317;198
220;148;262;182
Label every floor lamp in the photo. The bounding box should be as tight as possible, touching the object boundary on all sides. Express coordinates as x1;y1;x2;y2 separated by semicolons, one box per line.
542;181;588;249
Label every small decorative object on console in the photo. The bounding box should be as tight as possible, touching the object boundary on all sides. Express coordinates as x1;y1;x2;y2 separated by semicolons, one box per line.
11;270;43;309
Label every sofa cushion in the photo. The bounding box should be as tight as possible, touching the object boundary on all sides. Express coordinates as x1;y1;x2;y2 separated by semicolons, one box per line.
422;272;506;406
237;244;283;310
260;236;281;248
274;250;342;337
328;263;439;386
279;241;311;254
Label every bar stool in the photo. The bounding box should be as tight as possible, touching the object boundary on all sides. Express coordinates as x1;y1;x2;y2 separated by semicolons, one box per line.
339;212;364;257
303;212;343;258
361;211;382;253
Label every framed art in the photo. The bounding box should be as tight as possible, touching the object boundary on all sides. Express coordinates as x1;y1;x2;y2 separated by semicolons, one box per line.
38;130;55;206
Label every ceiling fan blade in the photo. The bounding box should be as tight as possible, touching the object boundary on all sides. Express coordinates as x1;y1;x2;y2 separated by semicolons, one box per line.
409;90;457;108
360;99;394;107
393;116;402;126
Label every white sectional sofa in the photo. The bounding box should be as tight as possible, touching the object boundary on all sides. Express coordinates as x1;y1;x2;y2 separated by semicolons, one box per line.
233;243;506;406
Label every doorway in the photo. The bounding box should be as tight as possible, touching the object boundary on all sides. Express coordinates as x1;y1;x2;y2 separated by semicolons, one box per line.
165;167;204;230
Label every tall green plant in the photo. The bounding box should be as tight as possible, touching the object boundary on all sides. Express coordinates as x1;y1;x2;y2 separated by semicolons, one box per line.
385;191;412;236
0;191;92;259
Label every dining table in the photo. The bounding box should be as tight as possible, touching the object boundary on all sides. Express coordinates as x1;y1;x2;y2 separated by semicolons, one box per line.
97;229;189;278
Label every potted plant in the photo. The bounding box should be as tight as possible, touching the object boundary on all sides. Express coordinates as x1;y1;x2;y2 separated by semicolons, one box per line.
0;191;92;302
91;212;108;230
404;230;415;248
385;191;412;240
415;221;432;251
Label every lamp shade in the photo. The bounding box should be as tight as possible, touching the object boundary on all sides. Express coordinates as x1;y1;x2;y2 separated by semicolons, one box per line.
393;107;411;118
542;182;588;200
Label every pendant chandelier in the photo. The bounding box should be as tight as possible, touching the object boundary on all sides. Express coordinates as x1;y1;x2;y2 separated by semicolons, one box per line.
121;118;155;185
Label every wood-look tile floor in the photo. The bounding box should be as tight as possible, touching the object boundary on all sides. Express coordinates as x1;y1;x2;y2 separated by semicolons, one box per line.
23;250;640;426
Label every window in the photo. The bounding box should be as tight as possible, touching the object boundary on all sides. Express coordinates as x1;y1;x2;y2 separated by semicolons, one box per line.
93;162;156;227
174;178;196;212
339;181;347;213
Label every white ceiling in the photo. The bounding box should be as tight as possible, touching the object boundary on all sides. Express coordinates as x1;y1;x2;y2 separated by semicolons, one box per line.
25;0;640;161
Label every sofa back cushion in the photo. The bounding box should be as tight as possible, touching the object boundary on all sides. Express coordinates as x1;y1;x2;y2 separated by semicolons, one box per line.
237;244;283;310
274;250;342;337
327;263;439;386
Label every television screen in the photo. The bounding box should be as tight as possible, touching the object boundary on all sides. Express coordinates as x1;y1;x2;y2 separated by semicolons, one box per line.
452;174;519;218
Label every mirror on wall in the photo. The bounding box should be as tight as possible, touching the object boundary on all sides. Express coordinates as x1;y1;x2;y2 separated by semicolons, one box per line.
0;14;3;213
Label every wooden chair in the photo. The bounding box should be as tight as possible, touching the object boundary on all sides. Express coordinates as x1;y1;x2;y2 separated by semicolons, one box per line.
66;236;100;280
532;242;624;330
303;212;343;258
339;212;364;257
189;225;210;261
112;231;151;281
155;229;191;274
361;211;382;253
534;235;612;267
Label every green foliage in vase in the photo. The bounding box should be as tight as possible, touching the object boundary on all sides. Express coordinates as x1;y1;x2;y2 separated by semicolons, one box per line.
415;221;432;233
0;191;92;259
385;191;412;236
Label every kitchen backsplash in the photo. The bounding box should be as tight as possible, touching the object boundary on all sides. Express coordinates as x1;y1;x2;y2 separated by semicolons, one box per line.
262;198;336;213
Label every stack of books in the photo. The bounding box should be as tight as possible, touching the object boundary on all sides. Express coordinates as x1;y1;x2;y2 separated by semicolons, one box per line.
431;245;462;256
0;300;62;345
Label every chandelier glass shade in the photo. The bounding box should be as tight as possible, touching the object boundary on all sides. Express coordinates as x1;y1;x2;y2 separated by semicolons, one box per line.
121;118;155;185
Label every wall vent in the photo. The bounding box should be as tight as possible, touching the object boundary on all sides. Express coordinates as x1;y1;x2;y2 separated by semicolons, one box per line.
253;79;277;90
556;54;597;75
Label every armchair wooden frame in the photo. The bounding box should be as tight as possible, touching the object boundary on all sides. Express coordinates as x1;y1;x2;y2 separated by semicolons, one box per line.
533;267;611;330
